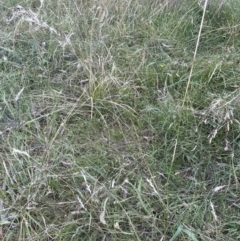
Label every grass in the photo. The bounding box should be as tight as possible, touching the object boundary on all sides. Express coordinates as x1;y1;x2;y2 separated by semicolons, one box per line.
1;0;240;240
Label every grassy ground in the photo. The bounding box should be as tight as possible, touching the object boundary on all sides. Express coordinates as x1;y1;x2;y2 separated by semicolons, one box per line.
1;0;240;240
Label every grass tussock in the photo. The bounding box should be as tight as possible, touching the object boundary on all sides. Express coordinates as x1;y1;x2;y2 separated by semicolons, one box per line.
1;0;240;240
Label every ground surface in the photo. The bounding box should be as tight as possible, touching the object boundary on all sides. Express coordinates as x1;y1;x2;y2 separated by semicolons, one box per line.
1;0;240;240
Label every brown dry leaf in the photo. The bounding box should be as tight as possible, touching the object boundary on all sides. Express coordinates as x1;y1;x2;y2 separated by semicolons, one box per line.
210;201;218;222
99;198;108;225
99;211;106;225
14;87;24;102
143;136;153;142
0;226;3;240
212;185;226;193
114;222;121;230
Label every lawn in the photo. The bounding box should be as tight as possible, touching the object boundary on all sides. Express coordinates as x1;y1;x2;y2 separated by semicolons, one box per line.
1;0;240;240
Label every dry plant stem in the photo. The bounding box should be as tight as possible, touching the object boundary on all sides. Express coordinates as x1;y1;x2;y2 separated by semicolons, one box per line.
182;0;209;107
166;139;177;204
166;0;209;212
166;0;208;207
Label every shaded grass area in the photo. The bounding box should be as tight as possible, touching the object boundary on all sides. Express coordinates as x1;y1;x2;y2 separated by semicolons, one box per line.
1;0;240;240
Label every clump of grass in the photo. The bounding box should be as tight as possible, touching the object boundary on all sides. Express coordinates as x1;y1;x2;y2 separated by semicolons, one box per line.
1;0;240;240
